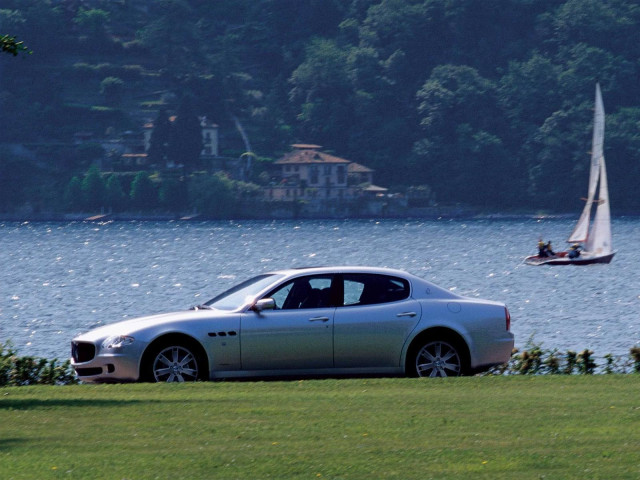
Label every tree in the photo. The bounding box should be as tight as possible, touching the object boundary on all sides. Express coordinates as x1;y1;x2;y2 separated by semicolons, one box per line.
289;38;353;147
147;109;172;169
105;174;127;212
81;165;106;211
606;107;640;211
168;96;203;174
499;54;562;127
63;176;83;212
0;148;32;210
528;106;591;210
135;0;201;72
129;172;157;211
73;8;110;38
545;0;640;54
414;65;510;204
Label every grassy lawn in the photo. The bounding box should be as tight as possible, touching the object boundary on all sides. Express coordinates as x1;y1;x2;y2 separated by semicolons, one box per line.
1;375;640;479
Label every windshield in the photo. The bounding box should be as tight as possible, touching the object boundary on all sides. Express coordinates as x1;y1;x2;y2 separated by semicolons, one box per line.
204;274;284;311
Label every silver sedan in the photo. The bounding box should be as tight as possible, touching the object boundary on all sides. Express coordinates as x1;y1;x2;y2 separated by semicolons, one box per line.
71;266;514;382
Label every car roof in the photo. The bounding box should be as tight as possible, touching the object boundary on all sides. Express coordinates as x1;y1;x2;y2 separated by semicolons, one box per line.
269;266;417;278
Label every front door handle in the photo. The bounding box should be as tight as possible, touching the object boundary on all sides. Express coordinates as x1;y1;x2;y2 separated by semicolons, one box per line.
396;312;417;318
309;316;329;322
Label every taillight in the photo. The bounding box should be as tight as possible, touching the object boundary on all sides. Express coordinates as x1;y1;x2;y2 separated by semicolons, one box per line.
505;307;511;331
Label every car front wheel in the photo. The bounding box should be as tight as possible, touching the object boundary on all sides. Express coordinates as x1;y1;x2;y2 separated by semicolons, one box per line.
414;340;464;377
149;344;201;382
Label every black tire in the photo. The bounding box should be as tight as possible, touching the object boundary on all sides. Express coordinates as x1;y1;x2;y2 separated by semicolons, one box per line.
413;339;467;378
142;339;205;382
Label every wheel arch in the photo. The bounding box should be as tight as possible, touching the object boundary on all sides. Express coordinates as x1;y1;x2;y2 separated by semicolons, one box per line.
139;332;210;382
404;327;471;376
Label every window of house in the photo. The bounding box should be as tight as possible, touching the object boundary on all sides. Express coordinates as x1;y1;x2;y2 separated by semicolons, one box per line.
310;166;319;185
337;166;346;184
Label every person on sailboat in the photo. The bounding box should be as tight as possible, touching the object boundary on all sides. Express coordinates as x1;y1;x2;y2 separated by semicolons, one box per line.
545;241;555;257
568;243;581;259
537;239;547;257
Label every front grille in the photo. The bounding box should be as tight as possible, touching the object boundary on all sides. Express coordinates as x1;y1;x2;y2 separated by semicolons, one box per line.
71;342;96;363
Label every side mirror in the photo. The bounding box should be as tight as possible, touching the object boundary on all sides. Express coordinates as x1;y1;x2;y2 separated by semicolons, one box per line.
252;298;276;312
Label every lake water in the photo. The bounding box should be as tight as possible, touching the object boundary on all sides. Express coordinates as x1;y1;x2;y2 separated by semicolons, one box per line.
2;217;639;364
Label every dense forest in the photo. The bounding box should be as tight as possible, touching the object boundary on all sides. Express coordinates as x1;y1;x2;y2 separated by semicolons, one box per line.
2;0;640;214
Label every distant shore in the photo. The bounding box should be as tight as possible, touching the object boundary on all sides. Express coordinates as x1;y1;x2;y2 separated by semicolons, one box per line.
0;210;583;223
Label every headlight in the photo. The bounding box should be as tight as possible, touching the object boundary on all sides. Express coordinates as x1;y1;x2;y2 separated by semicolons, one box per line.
101;335;135;350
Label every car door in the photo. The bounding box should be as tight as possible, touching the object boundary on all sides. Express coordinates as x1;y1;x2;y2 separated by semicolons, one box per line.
333;273;421;368
240;275;336;370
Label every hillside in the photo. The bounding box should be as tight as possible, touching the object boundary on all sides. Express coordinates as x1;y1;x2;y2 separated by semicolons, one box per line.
2;0;640;214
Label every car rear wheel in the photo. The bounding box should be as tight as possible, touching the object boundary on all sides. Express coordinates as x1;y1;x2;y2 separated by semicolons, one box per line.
149;344;201;382
414;340;464;377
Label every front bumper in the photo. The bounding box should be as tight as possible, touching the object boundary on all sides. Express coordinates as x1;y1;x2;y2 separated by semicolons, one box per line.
71;340;145;383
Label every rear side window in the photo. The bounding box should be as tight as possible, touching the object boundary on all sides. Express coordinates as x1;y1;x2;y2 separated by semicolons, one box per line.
342;274;410;306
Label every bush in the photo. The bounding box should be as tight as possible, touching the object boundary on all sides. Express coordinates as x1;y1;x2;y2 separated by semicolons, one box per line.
0;342;77;386
187;172;236;217
159;178;188;212
490;339;640;376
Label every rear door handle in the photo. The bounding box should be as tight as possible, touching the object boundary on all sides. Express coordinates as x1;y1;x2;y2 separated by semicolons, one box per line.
396;312;417;318
309;316;330;322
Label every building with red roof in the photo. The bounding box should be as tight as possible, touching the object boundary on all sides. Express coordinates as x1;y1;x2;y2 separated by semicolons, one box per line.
264;144;387;203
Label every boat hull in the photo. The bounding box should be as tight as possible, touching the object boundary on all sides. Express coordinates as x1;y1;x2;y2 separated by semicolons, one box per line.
524;251;615;266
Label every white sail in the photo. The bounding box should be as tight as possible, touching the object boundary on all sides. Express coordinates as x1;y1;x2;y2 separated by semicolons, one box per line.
585;156;612;253
568;83;605;244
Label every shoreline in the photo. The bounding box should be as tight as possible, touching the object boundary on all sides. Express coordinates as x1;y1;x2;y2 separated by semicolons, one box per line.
0;211;581;223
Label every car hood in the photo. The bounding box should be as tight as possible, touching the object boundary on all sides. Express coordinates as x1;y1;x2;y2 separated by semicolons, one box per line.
73;309;233;342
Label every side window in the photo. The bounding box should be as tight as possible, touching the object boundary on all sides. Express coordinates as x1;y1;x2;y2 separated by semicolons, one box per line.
270;281;294;309
266;275;334;309
342;274;410;306
344;279;365;306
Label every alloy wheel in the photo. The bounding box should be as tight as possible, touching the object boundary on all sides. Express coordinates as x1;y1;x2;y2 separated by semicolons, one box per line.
415;340;462;377
152;345;199;382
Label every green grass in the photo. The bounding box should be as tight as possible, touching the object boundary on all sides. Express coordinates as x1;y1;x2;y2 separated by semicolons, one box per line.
2;376;640;479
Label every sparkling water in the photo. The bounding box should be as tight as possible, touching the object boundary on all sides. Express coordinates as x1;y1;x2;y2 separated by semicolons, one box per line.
2;217;639;361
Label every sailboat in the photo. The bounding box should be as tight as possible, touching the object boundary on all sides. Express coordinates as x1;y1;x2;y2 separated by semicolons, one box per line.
525;84;615;266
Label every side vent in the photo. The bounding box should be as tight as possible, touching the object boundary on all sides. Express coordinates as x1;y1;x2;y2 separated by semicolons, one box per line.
208;331;238;337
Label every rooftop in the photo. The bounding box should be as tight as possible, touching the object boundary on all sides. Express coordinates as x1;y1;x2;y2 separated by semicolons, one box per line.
275;145;350;165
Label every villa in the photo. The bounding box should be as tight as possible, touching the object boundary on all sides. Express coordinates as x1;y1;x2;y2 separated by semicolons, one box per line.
264;144;387;202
